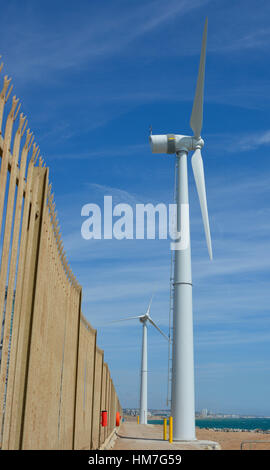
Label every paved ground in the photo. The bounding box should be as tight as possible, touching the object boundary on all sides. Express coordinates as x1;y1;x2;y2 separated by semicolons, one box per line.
111;422;220;450
110;419;270;450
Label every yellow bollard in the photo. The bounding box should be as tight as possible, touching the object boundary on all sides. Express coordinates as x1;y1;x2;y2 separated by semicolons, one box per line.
137;415;140;424
169;416;173;443
163;418;167;440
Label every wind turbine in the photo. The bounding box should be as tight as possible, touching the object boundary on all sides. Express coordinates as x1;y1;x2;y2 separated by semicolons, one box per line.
109;296;168;424
149;18;212;441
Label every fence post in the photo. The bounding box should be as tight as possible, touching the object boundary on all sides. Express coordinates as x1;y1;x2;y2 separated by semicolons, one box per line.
72;287;83;450
89;330;97;449
0;122;32;449
7;165;48;449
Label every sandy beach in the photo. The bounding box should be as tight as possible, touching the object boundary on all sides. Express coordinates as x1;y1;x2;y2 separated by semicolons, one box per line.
112;416;270;450
196;427;270;450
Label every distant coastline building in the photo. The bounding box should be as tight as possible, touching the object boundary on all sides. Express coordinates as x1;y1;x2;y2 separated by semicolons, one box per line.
201;408;208;417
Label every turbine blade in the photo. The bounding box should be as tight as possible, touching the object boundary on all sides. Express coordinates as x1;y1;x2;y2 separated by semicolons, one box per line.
148;317;169;341
146;294;154;315
190;18;208;139
191;148;212;260
106;315;142;324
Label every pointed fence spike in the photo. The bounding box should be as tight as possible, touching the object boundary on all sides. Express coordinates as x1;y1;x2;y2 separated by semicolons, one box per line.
25;129;32;149
18;113;26;133
5;83;13;103
29;135;35;152
21;119;28;137
1;76;11;98
13;101;21;121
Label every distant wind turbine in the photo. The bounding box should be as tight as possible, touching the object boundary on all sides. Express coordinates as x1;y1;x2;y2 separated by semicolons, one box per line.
109;296;169;424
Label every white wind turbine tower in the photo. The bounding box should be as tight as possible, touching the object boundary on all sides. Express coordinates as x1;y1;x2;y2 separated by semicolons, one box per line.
110;296;168;424
149;18;212;441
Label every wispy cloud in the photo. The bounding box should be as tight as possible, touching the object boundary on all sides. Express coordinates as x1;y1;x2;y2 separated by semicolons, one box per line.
210;29;270;53
0;0;209;81
196;360;270;380
197;330;270;347
209;130;270;153
47;144;148;160
237;130;270;151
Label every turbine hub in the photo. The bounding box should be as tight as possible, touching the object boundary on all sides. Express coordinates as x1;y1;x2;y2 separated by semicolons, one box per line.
140;315;148;323
192;136;204;149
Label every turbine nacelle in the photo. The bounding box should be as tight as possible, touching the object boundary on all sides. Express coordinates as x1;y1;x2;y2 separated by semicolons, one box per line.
149;134;204;155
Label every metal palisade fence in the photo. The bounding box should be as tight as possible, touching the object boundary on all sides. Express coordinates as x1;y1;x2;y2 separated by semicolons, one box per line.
0;64;122;450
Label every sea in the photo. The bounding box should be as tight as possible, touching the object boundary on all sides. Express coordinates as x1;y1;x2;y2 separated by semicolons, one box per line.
148;417;270;432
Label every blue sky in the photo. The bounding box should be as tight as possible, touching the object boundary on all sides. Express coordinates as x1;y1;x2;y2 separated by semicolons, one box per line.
2;0;270;416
